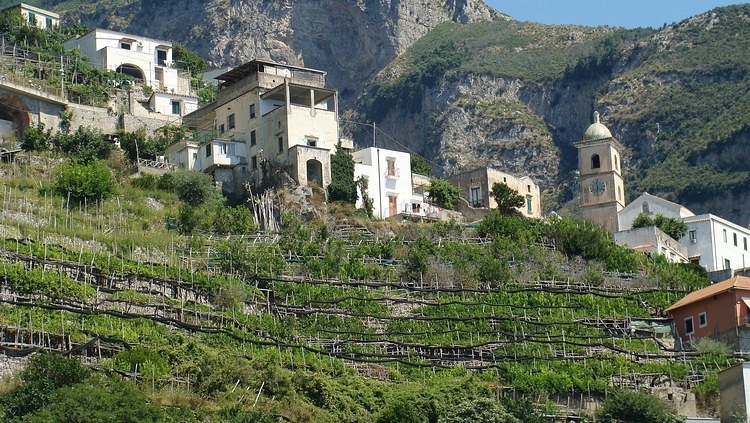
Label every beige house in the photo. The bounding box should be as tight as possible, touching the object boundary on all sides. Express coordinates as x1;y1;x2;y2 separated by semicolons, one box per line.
446;167;542;218
183;60;342;189
2;3;60;29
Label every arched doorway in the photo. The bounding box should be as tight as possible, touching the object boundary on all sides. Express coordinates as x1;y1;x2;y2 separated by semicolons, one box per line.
0;93;31;143
115;64;145;82
306;159;323;187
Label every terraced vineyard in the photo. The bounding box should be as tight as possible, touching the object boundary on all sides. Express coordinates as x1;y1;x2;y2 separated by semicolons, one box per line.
0;156;727;421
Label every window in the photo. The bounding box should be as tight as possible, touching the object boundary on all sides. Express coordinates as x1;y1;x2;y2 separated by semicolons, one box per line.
684;317;694;335
591;154;601;169
688;230;697;242
734;233;738;247
157;49;167;66
723;229;728;242
698;312;707;328
526;195;533;214
227;113;235;130
725;259;731;270
120;41;131;50
171;101;181;115
27;11;35;25
470;186;481;207
745;237;748;251
219;124;225;134
221;143;233;155
45;17;52;28
306;137;318;147
249;104;256;119
614;154;619;171
192;152;197;160
251;155;257;170
277;136;284;153
527;185;531;193
205;144;211;157
386;159;396;177
250;130;256;146
642;202;650;214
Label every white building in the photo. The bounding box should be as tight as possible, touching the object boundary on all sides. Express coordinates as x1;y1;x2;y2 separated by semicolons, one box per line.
182;60;342;189
165;138;249;197
719;362;750;423
618;192;750;274
62;29;198;117
614;226;688;264
2;3;60;29
353;147;424;219
618;192;696;231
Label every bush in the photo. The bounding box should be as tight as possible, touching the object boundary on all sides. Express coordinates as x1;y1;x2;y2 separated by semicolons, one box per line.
20;122;52;151
597;389;681;423
428;178;460;209
54;160;116;203
55;126;111;163
172;170;219;206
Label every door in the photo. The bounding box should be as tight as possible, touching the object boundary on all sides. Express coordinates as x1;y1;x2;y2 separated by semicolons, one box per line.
388;196;397;217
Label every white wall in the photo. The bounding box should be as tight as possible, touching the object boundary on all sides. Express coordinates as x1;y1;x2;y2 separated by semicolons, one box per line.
681;215;750;272
353;148;416;218
619;192;695;231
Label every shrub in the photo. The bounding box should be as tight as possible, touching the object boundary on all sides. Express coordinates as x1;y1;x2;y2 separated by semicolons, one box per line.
428;178;460;209
20;122;52;151
54;160;116;203
55;126;111;163
597;389;682;423
172;170;219;206
491;182;524;216
327;144;357;203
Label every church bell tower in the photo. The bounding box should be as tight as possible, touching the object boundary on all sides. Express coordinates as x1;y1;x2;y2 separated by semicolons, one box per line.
575;112;625;233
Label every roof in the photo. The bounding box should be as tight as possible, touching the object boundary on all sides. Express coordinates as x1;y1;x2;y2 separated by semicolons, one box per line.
583;111;612;141
216;60;327;86
665;275;750;312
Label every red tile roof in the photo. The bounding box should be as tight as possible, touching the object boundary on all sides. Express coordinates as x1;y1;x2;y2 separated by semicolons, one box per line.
666;275;750;312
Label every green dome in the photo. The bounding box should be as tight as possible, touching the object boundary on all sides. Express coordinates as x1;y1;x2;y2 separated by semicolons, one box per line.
583;111;612;141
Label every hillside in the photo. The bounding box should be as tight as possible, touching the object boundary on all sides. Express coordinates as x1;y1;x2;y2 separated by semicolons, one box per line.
0;151;726;421
4;1;749;226
355;4;750;227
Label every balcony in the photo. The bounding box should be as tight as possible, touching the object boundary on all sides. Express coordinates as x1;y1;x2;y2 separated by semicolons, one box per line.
384;168;400;179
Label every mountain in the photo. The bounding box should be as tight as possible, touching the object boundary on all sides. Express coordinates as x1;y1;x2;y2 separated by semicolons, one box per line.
7;1;750;226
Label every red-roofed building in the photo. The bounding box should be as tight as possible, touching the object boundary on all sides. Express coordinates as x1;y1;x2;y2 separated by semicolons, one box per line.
666;276;750;350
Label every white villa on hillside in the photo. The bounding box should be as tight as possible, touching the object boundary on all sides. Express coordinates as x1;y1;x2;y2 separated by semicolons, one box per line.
353;147;423;219
63;29;198;117
619;192;750;276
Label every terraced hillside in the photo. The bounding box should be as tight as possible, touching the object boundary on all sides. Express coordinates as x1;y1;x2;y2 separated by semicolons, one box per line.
0;154;729;421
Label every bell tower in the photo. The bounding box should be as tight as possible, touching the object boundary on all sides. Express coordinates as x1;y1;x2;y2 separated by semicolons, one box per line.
575;111;625;233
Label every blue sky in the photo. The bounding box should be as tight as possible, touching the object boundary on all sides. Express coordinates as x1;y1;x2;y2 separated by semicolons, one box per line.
484;1;747;28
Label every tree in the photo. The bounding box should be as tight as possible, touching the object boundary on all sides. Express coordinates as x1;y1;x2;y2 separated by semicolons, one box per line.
631;213;688;240
443;397;520;423
491;182;524;215
597;389;682;423
411;154;432;176
55;126;111;163
327;144;357;203
54;160;116;203
20;123;52;152
428;178;460;210
172;170;219;206
172;42;207;75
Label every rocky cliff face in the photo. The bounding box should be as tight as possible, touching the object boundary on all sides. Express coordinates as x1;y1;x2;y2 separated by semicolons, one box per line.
64;0;503;101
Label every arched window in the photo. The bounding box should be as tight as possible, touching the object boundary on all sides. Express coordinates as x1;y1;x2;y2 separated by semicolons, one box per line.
591;154;601;169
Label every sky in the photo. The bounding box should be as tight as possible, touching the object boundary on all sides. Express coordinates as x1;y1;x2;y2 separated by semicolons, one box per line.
484;0;748;28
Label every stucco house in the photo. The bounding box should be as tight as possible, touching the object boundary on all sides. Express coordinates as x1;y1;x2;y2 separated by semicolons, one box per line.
718;362;750;423
182;60;344;191
353;147;427;219
62;29;198;117
446;167;542;219
619;192;750;276
614;226;689;264
665;275;750;351
2;3;59;29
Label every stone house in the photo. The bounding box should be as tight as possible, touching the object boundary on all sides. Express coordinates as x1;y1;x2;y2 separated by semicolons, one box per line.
446;167;542;219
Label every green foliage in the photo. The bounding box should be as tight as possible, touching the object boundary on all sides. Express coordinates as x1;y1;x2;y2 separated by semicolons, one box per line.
327;144;357;203
545;218;613;262
476;211;540;243
443;397;521;423
0;352;90;420
172;42;207;75
113;346;170;379
428;178;460;210
3;261;96;300
356;175;374;218
632;213;689;240
55;126;112;163
491;182;524;216
210;204;258;235
54;160;116;203
597;389;682;423
24;375;164;423
411;154;432;176
215;238;286;278
20;123;52;152
172;170;219;206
